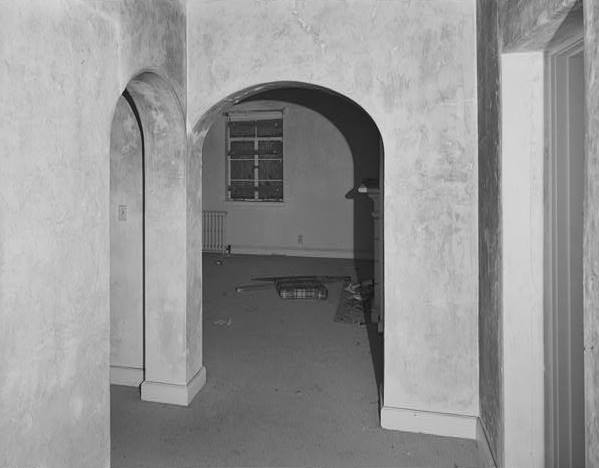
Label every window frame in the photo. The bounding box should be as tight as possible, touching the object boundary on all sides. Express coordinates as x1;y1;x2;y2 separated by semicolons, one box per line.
225;109;285;203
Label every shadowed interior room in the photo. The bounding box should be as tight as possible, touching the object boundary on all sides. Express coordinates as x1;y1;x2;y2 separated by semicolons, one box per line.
2;1;599;468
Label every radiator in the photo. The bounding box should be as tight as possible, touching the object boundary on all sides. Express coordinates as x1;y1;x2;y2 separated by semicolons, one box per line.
202;210;227;253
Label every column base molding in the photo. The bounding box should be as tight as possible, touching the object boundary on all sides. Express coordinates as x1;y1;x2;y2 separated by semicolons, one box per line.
380;406;496;466
380;405;477;439
141;366;206;406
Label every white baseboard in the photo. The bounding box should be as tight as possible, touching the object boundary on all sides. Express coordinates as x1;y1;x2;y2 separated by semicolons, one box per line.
231;244;374;260
141;366;206;406
110;365;144;387
476;418;497;467
380;405;478;439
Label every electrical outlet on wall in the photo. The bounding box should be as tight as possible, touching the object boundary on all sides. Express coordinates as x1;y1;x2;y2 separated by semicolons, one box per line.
118;205;127;221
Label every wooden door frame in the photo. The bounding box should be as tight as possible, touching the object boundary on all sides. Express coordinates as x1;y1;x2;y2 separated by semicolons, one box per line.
544;33;584;468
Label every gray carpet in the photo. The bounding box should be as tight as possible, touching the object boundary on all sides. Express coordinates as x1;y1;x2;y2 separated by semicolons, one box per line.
110;254;484;468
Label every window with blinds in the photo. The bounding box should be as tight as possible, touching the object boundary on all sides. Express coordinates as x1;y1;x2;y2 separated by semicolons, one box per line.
226;110;284;202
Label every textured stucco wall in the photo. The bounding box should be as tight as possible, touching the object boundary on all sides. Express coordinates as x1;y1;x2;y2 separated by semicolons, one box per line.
583;0;599;465
477;0;503;463
202;100;357;258
188;0;479;417
501;0;579;50
126;75;189;386
110;95;144;373
0;1;186;466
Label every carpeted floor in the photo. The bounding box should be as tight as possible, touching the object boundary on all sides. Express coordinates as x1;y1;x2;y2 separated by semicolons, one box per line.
110;254;484;468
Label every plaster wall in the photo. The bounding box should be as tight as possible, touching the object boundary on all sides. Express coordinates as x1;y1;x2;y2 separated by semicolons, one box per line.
188;0;479;418
202;100;358;258
501;52;545;468
0;1;186;466
110;95;144;374
501;0;579;50
476;0;503;463
124;73;205;403
582;1;599;464
126;76;189;388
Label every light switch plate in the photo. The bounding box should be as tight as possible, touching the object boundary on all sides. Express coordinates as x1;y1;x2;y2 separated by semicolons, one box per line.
118;205;127;221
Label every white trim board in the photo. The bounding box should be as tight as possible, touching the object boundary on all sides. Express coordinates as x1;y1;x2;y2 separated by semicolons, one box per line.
501;52;545;468
380;406;478;440
231;245;374;260
544;35;586;468
141;366;206;406
110;365;144;387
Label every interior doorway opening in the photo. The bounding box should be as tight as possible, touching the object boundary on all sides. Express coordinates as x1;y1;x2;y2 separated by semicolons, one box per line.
500;4;586;465
109;71;192;404
195;81;386;412
545;5;585;466
109;90;145;387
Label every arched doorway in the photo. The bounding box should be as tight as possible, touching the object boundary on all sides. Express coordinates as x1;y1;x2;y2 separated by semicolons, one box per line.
109;71;204;406
193;81;385;410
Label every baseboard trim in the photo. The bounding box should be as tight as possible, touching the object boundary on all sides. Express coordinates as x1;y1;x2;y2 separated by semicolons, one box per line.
141;366;206;406
231;245;374;260
110;365;143;387
476;418;497;468
380;405;478;439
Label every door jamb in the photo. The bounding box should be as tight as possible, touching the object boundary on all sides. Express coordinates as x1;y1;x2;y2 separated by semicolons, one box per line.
544;33;584;468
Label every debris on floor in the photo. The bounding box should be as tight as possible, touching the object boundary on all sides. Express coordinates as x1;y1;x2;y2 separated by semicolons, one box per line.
276;279;328;300
213;318;232;326
252;274;351;283
235;283;273;293
335;279;374;325
235;274;350;300
214;246;232;265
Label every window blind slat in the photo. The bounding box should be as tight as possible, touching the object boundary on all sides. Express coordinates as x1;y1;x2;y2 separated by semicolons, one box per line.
230;181;255;200
230;160;255;179
258;181;283;200
258;140;282;156
258;160;283;180
229;120;255;138
229;140;255;156
257;119;283;137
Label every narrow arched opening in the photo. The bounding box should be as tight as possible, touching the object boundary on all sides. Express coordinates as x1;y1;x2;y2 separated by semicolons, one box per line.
109;71;199;409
